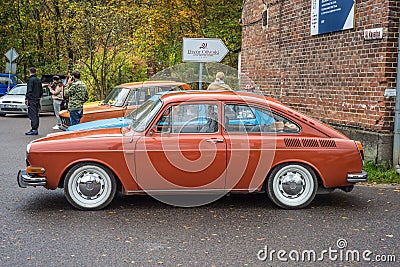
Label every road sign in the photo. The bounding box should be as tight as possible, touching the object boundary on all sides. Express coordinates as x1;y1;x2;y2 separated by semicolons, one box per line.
182;38;229;62
6;62;17;74
5;48;19;62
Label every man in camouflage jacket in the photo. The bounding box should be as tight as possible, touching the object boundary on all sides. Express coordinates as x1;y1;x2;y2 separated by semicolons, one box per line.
64;70;88;125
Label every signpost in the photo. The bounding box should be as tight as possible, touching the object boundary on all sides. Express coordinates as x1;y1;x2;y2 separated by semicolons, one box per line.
5;48;19;64
182;38;229;89
4;48;19;92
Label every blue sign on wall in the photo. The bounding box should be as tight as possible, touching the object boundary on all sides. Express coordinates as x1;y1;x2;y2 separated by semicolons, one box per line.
311;0;355;36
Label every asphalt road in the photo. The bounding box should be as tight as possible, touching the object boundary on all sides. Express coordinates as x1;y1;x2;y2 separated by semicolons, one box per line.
0;114;399;266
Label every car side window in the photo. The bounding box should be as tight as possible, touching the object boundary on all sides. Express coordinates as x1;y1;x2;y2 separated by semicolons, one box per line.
156;104;219;134
127;90;147;106
224;104;300;133
42;86;50;96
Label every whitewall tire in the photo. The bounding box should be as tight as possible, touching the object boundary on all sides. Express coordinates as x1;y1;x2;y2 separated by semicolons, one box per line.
267;163;317;209
64;163;117;210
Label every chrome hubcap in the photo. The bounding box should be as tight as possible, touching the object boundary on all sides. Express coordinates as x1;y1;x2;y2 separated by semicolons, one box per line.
279;171;305;198
76;172;104;200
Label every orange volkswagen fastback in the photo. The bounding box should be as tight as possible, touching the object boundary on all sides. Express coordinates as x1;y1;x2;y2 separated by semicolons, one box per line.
18;91;367;210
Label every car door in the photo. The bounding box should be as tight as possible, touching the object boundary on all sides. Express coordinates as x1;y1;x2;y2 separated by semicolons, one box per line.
40;86;53;112
134;102;227;192
222;103;287;191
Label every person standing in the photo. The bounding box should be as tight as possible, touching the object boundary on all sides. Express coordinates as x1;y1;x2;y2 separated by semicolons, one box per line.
48;75;64;129
64;70;88;126
207;72;232;91
25;67;43;135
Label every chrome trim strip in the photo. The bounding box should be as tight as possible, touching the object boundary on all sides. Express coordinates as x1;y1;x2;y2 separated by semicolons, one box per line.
124;188;260;194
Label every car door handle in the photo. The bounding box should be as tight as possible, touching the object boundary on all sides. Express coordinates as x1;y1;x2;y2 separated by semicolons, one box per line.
206;138;224;143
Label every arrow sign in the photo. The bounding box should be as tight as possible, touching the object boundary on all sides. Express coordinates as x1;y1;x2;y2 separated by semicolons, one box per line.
5;48;19;62
182;38;229;62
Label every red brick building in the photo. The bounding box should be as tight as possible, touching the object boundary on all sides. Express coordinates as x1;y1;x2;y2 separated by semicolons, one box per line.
241;0;400;163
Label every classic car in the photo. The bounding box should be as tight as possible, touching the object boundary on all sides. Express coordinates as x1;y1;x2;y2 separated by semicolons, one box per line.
58;80;191;128
66;117;131;131
65;94;166;131
0;83;54;116
18;91;367;210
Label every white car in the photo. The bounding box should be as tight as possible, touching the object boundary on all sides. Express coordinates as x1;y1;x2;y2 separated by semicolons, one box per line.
0;83;54;116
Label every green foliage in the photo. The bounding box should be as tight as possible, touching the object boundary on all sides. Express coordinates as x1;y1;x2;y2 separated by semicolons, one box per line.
364;161;399;184
0;0;242;98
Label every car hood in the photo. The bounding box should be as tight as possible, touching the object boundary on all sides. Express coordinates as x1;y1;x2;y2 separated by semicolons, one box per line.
83;104;124;113
0;94;25;103
67;117;131;131
35;127;124;143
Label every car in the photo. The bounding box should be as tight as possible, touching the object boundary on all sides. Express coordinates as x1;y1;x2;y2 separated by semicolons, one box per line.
66;117;131;131
65;92;279;132
58;80;191;128
0;73;23;96
17;91;367;210
0;83;54;116
41;74;68;85
65;94;167;131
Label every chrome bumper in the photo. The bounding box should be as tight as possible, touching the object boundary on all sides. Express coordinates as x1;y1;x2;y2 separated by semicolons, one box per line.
17;170;46;188
347;170;368;183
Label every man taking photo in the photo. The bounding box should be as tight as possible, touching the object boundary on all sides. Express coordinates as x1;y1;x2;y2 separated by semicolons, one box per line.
64;70;88;126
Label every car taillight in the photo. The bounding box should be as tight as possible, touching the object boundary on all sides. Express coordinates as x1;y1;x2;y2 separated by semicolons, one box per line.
355;141;364;161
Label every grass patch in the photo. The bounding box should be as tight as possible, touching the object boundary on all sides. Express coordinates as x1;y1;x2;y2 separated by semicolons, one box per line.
364;161;399;184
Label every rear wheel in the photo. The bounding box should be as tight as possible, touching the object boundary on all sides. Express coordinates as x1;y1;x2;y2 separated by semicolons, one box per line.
267;163;317;209
64;163;117;210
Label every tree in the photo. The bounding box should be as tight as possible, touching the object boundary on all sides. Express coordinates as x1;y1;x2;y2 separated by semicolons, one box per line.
0;0;242;98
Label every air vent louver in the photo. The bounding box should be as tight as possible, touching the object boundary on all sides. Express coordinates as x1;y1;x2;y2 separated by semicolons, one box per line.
319;139;337;148
284;138;302;147
301;139;319;147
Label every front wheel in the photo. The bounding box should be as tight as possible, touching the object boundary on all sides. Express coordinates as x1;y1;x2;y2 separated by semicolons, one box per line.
64;163;117;210
267;163;317;209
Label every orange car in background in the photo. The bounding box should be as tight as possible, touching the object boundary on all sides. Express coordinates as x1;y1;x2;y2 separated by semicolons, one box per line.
59;81;191;128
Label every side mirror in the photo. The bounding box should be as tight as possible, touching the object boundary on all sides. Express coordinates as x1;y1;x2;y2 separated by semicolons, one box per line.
149;127;155;136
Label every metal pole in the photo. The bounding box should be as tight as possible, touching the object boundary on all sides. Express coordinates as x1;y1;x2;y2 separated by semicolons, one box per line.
199;62;203;90
393;28;400;173
7;49;13;92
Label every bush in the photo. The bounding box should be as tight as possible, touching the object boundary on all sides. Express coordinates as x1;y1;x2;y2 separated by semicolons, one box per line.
364;161;400;184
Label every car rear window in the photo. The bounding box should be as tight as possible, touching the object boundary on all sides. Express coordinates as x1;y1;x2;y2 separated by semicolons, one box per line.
224;104;300;133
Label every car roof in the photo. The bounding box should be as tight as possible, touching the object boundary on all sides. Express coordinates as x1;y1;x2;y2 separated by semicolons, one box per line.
115;80;190;89
159;90;280;106
157;90;349;139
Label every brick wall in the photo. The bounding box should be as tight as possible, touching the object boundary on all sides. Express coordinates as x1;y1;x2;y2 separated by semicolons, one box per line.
241;0;400;133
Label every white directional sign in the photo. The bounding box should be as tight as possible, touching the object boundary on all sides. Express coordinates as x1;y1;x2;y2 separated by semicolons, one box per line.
5;48;19;62
6;62;17;74
182;38;229;62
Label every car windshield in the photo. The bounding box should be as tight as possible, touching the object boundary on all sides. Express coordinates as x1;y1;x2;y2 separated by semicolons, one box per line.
126;94;163;132
102;87;130;107
8;85;27;95
126;85;184;107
